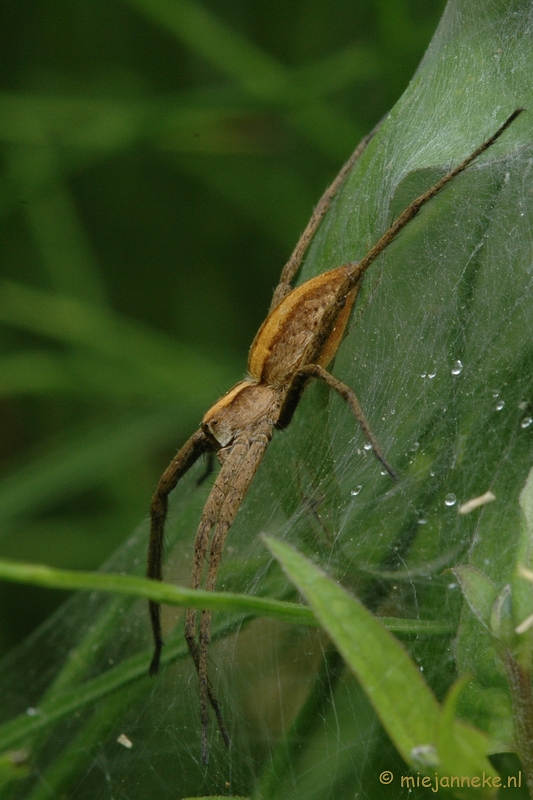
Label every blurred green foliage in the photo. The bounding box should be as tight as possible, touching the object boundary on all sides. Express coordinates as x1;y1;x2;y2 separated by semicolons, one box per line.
0;0;445;657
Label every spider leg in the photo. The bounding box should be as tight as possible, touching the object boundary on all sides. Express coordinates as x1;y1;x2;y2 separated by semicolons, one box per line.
183;475;230;753
147;429;212;676
185;427;272;764
270;119;384;311
280;363;397;479
344;108;524;290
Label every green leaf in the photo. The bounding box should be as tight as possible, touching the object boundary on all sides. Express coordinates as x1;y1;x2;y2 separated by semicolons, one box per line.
438;676;498;788
490;584;515;647
0;556;318;627
452;566;497;632
264;535;495;781
264;536;438;762
519;467;533;537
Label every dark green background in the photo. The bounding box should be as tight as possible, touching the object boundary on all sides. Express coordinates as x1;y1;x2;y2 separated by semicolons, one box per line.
0;0;445;658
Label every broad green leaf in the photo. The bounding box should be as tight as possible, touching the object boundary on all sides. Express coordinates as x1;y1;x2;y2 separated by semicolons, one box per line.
265;535;495;784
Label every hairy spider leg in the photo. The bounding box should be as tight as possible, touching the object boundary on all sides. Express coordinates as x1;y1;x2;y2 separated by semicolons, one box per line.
270;120;383;311
148;429;212;675
182;461;235;753
184;425;273;763
148;428;234;741
292;364;398;479
346;107;525;288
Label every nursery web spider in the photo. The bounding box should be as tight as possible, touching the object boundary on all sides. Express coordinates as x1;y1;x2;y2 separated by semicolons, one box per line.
147;108;523;763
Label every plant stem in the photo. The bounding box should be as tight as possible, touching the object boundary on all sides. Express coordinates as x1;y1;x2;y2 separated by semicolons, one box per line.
503;652;533;795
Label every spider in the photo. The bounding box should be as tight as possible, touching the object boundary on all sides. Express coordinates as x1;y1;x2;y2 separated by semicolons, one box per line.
147;108;522;763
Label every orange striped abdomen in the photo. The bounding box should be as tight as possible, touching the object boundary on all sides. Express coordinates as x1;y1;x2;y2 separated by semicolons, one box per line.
248;266;358;386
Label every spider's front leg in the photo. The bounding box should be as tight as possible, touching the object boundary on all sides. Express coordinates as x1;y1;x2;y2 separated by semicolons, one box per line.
269;121;383;311
185;423;272;764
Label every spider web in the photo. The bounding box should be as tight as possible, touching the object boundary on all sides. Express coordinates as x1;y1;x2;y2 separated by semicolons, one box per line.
1;0;533;797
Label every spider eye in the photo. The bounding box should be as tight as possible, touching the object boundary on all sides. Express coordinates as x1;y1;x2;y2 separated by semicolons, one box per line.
202;418;223;445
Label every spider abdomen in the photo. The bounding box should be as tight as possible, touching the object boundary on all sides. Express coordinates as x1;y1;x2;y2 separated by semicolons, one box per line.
248;265;359;385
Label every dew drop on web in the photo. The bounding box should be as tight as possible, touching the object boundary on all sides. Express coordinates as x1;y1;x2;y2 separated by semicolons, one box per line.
451;360;463;376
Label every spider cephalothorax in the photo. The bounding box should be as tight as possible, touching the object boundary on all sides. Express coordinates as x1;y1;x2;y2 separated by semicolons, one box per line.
147;108;523;763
